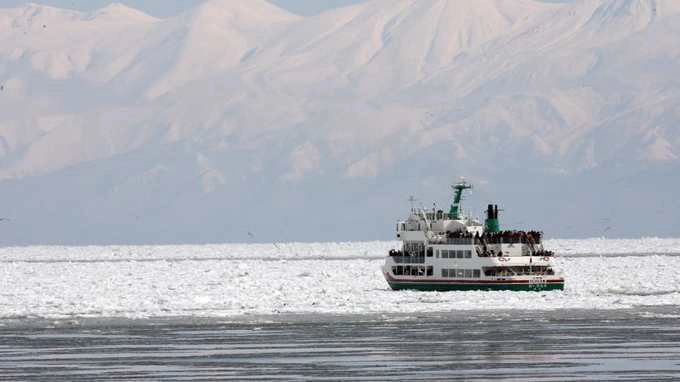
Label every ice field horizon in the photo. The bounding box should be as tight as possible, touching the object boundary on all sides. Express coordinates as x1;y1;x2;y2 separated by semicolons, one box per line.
1;237;680;321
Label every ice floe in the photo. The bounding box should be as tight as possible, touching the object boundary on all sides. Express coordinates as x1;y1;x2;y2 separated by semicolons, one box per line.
0;239;678;319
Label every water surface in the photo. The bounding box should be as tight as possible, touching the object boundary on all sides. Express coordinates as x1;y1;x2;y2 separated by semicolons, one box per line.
1;308;679;380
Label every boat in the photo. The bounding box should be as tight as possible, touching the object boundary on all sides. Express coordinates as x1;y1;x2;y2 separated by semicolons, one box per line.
382;180;565;291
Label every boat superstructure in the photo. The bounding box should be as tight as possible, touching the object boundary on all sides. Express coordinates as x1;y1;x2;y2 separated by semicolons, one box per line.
383;181;565;291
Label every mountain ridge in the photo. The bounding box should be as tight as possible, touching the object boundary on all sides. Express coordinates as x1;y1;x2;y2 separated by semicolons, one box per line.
0;0;678;244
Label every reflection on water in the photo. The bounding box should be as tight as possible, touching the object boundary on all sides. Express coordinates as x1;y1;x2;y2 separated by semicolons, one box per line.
1;308;680;381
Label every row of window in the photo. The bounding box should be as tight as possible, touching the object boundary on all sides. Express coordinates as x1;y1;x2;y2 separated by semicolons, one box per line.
484;266;555;277
403;241;425;256
392;256;426;264
442;268;481;278
392;265;434;277
438;249;473;259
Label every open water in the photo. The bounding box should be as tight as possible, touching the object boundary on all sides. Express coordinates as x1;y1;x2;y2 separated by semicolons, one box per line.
1;308;680;381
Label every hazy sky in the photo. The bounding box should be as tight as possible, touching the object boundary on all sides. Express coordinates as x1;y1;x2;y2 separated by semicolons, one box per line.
0;0;367;17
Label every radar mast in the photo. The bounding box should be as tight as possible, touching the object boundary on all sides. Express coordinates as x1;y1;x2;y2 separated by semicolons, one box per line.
449;179;473;220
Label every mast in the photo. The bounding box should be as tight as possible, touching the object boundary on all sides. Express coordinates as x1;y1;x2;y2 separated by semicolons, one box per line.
449;180;472;219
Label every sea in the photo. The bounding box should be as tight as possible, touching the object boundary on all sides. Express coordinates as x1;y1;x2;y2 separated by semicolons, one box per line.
1;239;679;380
1;308;680;380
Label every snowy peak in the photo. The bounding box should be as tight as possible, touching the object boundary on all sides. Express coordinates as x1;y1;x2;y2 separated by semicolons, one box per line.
368;0;551;69
143;0;300;99
260;0;557;93
186;0;300;25
88;3;157;23
0;3;159;81
178;0;300;46
0;3;79;28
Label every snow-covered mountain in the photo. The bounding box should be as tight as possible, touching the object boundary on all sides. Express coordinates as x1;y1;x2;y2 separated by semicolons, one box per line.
0;0;678;244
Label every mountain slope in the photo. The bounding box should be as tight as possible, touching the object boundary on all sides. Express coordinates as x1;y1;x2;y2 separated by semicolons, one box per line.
254;0;557;96
0;0;679;244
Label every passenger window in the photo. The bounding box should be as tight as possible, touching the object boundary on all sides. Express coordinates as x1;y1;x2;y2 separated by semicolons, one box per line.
465;250;472;258
473;269;480;278
457;251;464;259
443;250;449;259
442;269;449;277
457;269;465;278
427;266;433;276
464;269;472;278
411;267;418;276
404;266;411;275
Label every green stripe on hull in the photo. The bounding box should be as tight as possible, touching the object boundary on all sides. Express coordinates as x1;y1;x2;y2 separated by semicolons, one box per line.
388;282;564;292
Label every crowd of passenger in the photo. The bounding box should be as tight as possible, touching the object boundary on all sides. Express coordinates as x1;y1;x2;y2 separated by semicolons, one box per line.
532;249;555;257
476;248;554;258
443;230;543;244
479;230;543;244
390;229;553;258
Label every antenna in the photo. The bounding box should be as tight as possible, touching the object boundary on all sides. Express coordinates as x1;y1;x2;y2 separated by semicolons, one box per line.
408;195;418;211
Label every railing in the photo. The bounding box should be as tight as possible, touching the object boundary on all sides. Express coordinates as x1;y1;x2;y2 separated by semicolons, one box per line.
434;237;544;245
430;238;476;245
